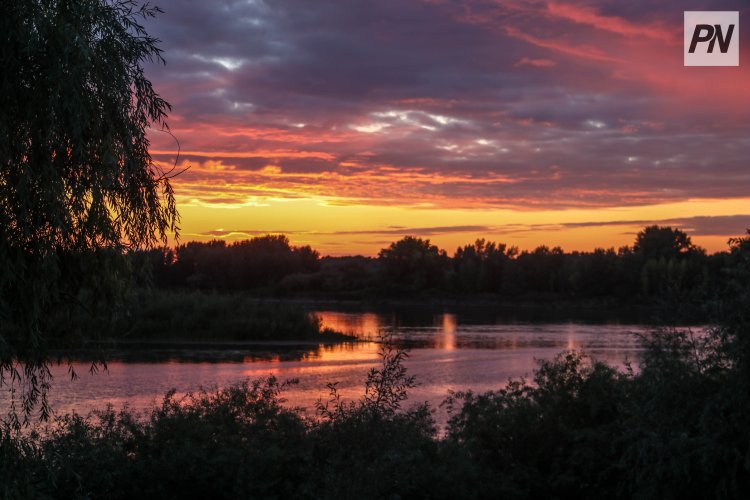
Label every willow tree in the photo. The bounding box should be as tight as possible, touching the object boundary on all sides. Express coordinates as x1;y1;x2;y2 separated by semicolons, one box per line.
0;0;179;425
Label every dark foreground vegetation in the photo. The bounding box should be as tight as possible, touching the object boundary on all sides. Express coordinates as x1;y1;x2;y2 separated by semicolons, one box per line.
143;225;735;318
1;330;748;499
2;232;749;499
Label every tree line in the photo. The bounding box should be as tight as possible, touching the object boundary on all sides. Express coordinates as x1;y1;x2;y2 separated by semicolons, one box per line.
141;226;740;307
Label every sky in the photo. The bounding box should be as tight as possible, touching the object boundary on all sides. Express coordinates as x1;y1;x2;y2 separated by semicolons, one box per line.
144;0;750;256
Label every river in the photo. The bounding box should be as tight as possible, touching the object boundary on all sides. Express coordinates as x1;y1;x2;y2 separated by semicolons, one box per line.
5;307;693;427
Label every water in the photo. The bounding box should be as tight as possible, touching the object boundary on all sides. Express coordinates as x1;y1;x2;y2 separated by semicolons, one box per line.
5;309;679;427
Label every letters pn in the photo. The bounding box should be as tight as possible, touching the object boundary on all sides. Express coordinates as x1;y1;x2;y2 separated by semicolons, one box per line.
689;24;735;53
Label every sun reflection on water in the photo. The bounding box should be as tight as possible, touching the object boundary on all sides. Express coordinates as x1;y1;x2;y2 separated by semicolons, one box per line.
440;314;456;350
314;311;384;338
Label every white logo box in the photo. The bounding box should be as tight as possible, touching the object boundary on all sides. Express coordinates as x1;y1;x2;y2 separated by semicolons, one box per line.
684;11;739;66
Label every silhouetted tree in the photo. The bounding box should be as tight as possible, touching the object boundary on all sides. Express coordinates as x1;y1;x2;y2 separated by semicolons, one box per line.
139;226;731;307
378;236;448;289
508;246;567;294
168;235;320;290
566;248;619;296
634;226;697;260
1;0;178;423
453;239;517;292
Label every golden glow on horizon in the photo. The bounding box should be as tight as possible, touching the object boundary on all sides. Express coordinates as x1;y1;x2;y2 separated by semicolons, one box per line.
156;153;749;257
171;193;750;256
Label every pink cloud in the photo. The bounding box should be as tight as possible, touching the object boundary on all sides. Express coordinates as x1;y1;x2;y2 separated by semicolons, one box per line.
515;57;557;67
546;2;677;43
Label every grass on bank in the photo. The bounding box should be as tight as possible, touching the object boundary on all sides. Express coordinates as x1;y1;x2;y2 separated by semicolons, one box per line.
77;289;355;344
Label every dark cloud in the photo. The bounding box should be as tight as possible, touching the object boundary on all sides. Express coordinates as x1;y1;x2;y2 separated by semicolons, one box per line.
491;215;750;239
664;215;750;237
144;0;750;209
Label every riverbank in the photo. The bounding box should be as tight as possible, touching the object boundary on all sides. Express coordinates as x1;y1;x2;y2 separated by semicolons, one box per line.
53;290;357;348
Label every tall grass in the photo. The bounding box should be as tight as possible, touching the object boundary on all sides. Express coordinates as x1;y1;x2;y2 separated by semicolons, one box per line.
81;289;353;343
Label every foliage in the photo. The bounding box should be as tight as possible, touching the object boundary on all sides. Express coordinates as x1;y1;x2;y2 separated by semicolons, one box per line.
316;341;420;421
452;239;518;293
377;236;449;290
444;352;629;498
311;342;457;499
147;235;319;290
109;289;351;342
1;378;311;499
140;227;724;317
634;225;697;260
1;0;178;423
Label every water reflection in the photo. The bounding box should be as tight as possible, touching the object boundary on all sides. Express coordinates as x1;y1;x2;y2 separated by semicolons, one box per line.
316;311;383;338
3;309;701;428
440;314;457;351
313;310;648;353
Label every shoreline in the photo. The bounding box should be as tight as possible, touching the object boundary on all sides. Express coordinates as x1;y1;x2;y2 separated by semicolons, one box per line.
78;337;361;350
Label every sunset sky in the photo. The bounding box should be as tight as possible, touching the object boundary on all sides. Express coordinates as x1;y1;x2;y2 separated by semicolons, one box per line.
145;0;750;256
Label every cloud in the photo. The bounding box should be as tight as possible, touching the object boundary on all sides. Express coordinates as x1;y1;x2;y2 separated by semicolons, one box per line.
489;215;750;239
192;224;493;239
545;2;676;42
144;0;750;210
515;57;557;68
190;216;750;249
664;215;750;237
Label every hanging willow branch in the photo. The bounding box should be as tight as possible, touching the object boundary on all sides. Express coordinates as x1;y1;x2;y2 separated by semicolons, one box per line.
0;0;180;427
